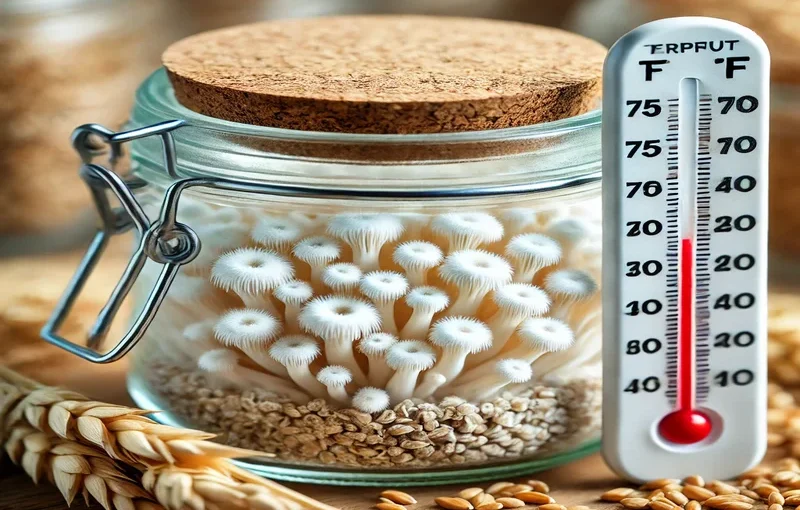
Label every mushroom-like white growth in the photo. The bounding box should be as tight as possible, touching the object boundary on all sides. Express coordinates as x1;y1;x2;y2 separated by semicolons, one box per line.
544;269;598;321
292;236;341;289
359;271;408;335
176;320;218;361
197;349;310;402
458;359;534;401
413;373;447;400
385;340;436;403
546;218;589;261
210;207;243;226
273;280;313;331
183;223;250;274
352;387;391;414
213;309;287;376
508;317;574;363
322;263;363;295
468;283;550;368
176;199;214;223
197;348;247;388
326;213;405;272
316;365;353;405
393;241;443;287
210;248;294;315
251;215;304;253
395;212;430;238
414;317;492;397
357;332;397;387
400;286;450;340
438;250;513;316
269;335;327;399
543;309;602;379
500;208;540;236
298;296;379;386
505;233;562;283
288;211;329;235
456;317;573;384
431;212;504;253
167;274;219;321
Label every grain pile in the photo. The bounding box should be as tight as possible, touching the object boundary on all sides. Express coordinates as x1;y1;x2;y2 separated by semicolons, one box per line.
142;361;600;468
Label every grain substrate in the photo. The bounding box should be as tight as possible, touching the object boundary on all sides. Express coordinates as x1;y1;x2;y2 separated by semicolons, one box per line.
143;361;601;469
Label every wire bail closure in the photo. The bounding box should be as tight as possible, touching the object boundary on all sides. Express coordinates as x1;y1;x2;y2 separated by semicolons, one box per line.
40;120;200;363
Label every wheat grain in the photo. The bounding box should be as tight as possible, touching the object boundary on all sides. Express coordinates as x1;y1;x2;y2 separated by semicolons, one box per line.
602;488;636;502
494;497;525;509
380;490;417;505
435;497;474;510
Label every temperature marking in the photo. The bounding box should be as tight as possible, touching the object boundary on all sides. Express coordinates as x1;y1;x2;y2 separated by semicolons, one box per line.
658;81;712;445
602;17;769;482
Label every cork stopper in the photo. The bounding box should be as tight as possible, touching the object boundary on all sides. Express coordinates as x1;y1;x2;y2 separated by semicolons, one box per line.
163;16;606;134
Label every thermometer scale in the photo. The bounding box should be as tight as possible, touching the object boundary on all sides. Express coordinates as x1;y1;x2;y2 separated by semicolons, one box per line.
603;18;769;481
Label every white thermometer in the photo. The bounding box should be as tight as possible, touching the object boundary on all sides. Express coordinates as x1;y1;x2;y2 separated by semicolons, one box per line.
602;17;770;482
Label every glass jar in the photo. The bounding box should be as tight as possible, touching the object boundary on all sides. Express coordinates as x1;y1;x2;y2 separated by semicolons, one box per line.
45;68;602;485
0;0;164;254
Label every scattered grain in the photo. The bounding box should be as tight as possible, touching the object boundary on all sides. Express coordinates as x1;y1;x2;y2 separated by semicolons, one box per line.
381;490;417;505
377;503;406;510
602;488;636;502
648;499;676;510
685;501;701;510
683;485;715;501
527;480;550;494
515;491;554;504
769;504;783;510
495;497;525;509
621;498;650;509
539;505;567;510
486;483;515;496
770;492;786;505
436;497;474;510
459;488;484;500
708;481;740;495
476;504;503;510
642;480;681;490
684;476;705;487
666;491;688;506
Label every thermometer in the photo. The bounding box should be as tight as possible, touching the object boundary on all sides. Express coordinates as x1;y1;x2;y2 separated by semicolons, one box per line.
602;17;769;481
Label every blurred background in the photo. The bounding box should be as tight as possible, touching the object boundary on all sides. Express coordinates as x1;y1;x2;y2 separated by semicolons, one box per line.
0;0;798;381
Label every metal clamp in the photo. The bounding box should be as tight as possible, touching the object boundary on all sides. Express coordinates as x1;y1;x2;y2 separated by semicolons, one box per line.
41;120;199;363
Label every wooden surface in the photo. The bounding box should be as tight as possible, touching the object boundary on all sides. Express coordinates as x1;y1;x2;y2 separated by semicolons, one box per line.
0;248;624;510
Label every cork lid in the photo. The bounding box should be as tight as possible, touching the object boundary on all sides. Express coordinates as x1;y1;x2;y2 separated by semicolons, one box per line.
163;15;606;134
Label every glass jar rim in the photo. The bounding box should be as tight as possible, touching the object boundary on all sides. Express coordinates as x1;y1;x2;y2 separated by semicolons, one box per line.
135;70;602;145
129;69;602;196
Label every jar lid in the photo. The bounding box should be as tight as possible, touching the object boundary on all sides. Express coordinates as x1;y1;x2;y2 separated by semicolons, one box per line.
162;15;606;134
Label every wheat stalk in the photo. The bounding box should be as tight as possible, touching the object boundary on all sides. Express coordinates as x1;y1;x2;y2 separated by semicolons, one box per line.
5;424;161;510
0;366;336;510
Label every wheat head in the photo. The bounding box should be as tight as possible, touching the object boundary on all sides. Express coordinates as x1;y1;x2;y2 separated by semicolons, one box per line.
0;366;337;510
5;424;161;510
